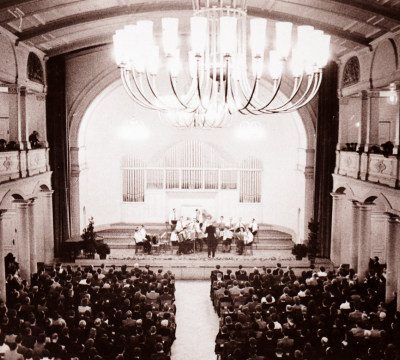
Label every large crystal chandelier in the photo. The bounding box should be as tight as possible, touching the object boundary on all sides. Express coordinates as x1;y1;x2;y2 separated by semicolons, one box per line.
113;0;330;126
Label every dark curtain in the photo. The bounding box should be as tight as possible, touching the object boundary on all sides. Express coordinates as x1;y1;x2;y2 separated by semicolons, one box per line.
313;61;339;258
46;56;71;257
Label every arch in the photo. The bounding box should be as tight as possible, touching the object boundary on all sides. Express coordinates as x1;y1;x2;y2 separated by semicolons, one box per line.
362;192;393;212
370;38;397;88
0;189;26;208
333;182;355;198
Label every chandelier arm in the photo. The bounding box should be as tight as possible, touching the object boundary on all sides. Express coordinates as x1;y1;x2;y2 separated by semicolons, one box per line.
230;78;261;115
144;72;177;111
168;76;194;111
254;77;283;112
195;57;207;111
259;75;306;113
121;69;159;110
268;71;321;113
129;69;164;109
277;70;323;113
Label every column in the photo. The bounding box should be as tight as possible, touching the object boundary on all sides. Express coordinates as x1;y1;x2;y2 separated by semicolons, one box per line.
337;97;348;150
357;203;374;281
364;91;380;152
40;190;55;266
14;200;31;280
357;91;368;151
8;85;21;148
386;215;400;303
28;198;37;275
393;83;400;155
350;201;360;270
19;87;29;149
330;193;345;265
0;211;8;301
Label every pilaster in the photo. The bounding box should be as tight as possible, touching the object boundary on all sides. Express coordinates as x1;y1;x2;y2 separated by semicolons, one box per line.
27;198;37;275
330;193;345;265
40;190;55;265
14;200;31;280
0;211;8;301
350;201;360;270
357;203;374;281
386;214;399;303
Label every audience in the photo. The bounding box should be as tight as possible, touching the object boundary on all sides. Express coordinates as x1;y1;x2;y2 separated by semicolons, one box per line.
2;263;176;360
212;263;400;360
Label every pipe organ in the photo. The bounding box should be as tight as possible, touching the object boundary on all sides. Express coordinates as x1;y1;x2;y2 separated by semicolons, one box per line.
122;140;262;203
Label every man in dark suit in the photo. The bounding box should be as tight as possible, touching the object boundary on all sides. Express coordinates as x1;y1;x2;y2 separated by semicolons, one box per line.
205;221;218;258
235;265;248;281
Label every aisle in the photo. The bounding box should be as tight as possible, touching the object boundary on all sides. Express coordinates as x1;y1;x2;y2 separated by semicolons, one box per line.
171;280;220;360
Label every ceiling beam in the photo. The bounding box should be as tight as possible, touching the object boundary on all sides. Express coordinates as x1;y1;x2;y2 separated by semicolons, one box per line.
325;0;400;24
248;8;373;47
17;3;192;42
276;0;391;30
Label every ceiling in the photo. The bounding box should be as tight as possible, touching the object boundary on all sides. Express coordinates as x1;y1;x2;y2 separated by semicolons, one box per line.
1;0;400;58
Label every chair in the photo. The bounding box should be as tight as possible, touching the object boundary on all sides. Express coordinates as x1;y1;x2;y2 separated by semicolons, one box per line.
244;242;253;255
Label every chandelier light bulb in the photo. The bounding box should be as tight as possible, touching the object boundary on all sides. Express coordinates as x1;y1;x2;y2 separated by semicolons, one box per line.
162;18;179;56
275;22;292;59
250;18;267;58
190;17;208;55
220;17;237;56
114;0;330;125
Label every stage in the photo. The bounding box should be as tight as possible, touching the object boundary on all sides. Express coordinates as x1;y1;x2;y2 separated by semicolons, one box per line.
64;223;334;279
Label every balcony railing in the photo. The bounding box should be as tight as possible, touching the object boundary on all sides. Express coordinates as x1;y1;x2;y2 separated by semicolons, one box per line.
0;148;50;183
335;150;399;188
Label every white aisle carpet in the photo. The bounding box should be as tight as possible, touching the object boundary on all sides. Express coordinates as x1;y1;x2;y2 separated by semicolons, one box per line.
171;280;219;360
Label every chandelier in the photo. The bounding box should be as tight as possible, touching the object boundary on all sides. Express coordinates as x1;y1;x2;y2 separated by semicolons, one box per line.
113;0;330;125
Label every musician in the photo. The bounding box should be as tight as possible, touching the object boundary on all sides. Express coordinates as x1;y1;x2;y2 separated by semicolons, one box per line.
234;217;245;232
205;220;218;258
235;227;245;255
175;217;185;242
222;225;233;253
248;218;258;238
244;227;254;246
169;208;178;230
133;225;146;254
194;219;204;251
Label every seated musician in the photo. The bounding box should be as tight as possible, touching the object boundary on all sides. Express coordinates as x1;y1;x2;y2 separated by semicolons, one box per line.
133;226;145;254
244;227;254;246
248;218;258;238
176;217;193;255
234;217;245;232
222;226;233;253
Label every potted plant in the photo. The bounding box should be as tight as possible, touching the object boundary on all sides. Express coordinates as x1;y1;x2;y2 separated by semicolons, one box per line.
81;217;96;258
306;219;319;265
96;243;110;259
292;243;308;260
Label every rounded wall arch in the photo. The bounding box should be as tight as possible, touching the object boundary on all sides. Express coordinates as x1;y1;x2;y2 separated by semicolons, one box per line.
68;57;317;237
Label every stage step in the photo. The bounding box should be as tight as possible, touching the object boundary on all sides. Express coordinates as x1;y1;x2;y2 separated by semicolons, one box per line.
96;224;294;251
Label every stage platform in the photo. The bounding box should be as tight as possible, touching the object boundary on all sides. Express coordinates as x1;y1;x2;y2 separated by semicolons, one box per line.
64;223;334;279
96;222;295;251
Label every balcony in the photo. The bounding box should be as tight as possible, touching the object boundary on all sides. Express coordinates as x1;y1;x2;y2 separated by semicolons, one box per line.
0;148;50;183
335;150;399;188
